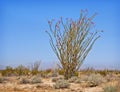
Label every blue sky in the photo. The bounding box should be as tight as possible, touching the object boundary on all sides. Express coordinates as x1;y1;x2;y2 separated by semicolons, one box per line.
0;0;120;69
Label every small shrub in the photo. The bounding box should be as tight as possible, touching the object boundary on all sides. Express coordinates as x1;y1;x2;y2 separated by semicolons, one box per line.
75;78;82;83
0;77;9;83
58;69;64;75
14;65;30;76
0;77;5;83
19;77;30;84
45;69;52;74
31;76;42;84
79;73;105;87
88;74;104;87
51;71;58;77
68;76;78;83
1;66;14;76
30;61;41;75
103;85;117;92
53;79;70;89
74;71;79;76
97;69;108;76
41;72;49;78
52;77;63;82
52;77;58;82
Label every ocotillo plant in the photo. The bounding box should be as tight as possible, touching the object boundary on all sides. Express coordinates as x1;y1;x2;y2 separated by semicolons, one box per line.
46;10;102;79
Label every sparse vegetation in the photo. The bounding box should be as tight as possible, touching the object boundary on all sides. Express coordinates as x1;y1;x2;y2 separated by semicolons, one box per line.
103;85;118;92
52;77;63;82
30;61;41;75
19;77;31;84
14;65;30;76
53;79;70;89
68;76;78;83
85;73;104;87
0;68;120;92
0;77;5;83
31;75;42;84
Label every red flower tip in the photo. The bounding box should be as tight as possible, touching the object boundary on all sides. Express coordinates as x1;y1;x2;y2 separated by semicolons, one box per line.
91;22;94;24
58;20;61;24
48;21;51;24
88;18;90;21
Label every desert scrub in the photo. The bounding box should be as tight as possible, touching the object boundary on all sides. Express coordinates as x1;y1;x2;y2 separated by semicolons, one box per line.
14;65;30;76
52;77;63;82
0;77;5;83
68;76;78;83
87;74;104;87
19;77;30;84
52;77;60;82
1;66;14;76
47;71;58;77
31;75;42;84
53;79;70;89
102;85;118;92
84;74;105;87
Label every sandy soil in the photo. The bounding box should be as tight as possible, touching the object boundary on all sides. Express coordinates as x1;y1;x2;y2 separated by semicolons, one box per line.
0;74;119;92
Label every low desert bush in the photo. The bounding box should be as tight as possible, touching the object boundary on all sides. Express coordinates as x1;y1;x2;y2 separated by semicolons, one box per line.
1;66;14;76
19;77;30;84
103;85;118;92
0;77;5;83
58;69;64;75
30;61;41;75
14;65;30;76
52;77;63;82
79;73;105;87
97;69;108;76
31;75;42;84
68;76;78;83
86;74;104;87
53;79;70;89
52;77;58;82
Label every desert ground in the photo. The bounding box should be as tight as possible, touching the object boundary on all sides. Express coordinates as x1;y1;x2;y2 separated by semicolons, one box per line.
0;69;120;92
